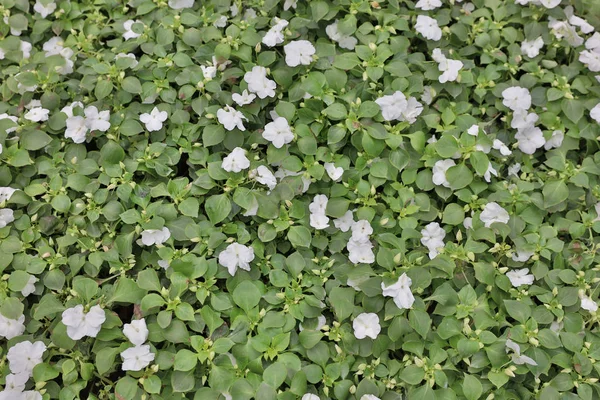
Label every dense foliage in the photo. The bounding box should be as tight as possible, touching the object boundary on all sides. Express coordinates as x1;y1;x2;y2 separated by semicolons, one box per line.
1;0;600;399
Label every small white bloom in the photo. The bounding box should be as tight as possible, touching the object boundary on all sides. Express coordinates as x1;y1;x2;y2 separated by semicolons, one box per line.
262;18;288;47
480;202;510;228
415;15;442;41
353;313;381;340
463;217;473;230
506;268;534;287
201;65;217;80
326;21;358;50
222;147;250;173
244;66;276;99
360;396;381;400
217;105;247;131
43;37;64;56
214;16;228;28
521;37;544;58
511;109;538;130
540;0;561;8
21;275;38;297
590;103;600;123
347;237;375;264
310;213;330;230
61;305;106;340
232;90;256;106
123;20;142;40
140;107;168;132
121;345;155;371
7;341;46;377
0;209;15;228
508;163;521;178
421;86;436;105
420;222;445;259
580;294;598;312
544;130;564;150
284;0;297;9
505;339;537;366
168;0;193;9
123;318;149;346
4;373;28;392
0;187;17;203
401;97;423;123
140;227;171;246
33;0;56;18
218;243;255;276
301;395;320;400
263;117;294;148
483;162;498;183
65;116;88;144
254;166;277;190
381;273;415;309
158;260;170;270
586;33;600;50
492;139;512;156
309;195;328;215
375;91;408;121
324;163;344;181
502;86;531;111
61;101;84;118
243;197;259;217
432;49;463;83
334;210;354;232
579;49;600;72
432;159;455;188
512;250;534;262
415;0;442;10
515;126;546;154
0;314;25;339
20;41;32;59
284;40;316;67
24;107;49;123
351;220;373;241
467;125;479;136
84;106;111;132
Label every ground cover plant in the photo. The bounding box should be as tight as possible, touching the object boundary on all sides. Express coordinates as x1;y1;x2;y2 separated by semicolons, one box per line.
1;0;600;398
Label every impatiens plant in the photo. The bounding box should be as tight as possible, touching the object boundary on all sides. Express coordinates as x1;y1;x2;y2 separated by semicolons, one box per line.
2;0;600;398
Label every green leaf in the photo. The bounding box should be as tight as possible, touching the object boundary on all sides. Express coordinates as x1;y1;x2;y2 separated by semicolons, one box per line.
310;1;329;21
400;365;425;385
561;99;584;123
233;281;261;311
503;300;531;323
442;203;465;225
100;140;125;164
328;287;354;321
21;130;52;150
446;163;473;190
264;362;287;388
543;180;568;208
174;349;199;372
462;375;483;400
287;226;312;248
408;309;431;339
109;278;146;304
205;194;231;224
122;76;143;94
178;198;199;217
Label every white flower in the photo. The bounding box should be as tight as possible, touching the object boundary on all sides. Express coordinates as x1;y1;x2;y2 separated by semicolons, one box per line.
254;166;277;190
21;275;38;297
432;159;455;188
580;293;598;312
586;33;600;50
263;117;294;148
347;237;375;264
351;220;373;241
201;65;217;80
24;107;49;123
492;139;512;156
502;86;532;111
432;49;463;83
262;18;288;47
401;97;424;123
483;163;498;183
244;66;276;99
64;116;88;144
123;20;142;40
232;90;256;106
0;187;17;203
415;15;442;41
222;147;250;173
381;273;415;309
57;48;74;75
508;163;521;178
61;101;84;118
62;305;106;340
284;40;316;67
421;222;445;259
310;213;330;230
20;41;32;59
324;163;344;181
33;0;56;17
214;16;228;28
511;109;538;130
421;86;435;105
7;341;46;377
360;396;381;400
123;318;149;346
158;260;170;270
550;19;583;47
540;0;560;8
0;314;25;339
218;243;255;276
168;0;193;9
309;195;330;230
43;37;64;56
353;313;381;340
463;217;473;230
84;106;111;132
0;209;14;228
467;125;479;136
140;227;171;246
115;53;138;68
512;250;534;262
544;130;564;150
595;202;600;222
326;21;358;50
26;100;42;110
506;268;534;287
121;345;155;371
375;91;408;121
515;126;545;154
415;0;442;10
590;103;600;123
579;49;600;72
301;395;320;400
505;339;537;366
334;210;354;232
140;107;168;132
480;202;510;228
243;196;259;217
4;373;28;392
284;0;297;9
0;114;18;133
217;105;247;131
521;37;544;58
